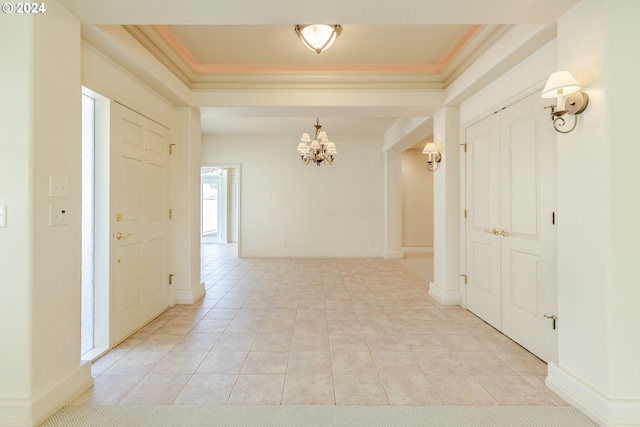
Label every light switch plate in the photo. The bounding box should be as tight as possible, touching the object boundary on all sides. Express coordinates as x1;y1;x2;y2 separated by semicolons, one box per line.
0;205;6;227
49;176;69;197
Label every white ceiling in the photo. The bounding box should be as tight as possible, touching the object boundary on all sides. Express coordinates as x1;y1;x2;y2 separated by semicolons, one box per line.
62;0;581;139
58;0;580;25
137;24;480;78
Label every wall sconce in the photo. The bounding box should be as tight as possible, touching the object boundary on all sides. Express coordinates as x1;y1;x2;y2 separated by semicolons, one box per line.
422;142;442;172
541;70;589;133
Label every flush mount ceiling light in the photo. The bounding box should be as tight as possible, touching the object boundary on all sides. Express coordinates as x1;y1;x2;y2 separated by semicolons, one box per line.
297;118;337;166
541;70;589;133
295;24;342;54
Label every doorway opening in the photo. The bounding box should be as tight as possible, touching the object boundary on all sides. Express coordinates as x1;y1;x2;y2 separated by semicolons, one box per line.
200;165;240;246
398;144;435;282
80;87;110;360
201;167;223;243
81;91;95;357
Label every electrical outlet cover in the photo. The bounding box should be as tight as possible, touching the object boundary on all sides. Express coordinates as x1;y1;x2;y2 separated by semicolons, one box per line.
49;204;69;226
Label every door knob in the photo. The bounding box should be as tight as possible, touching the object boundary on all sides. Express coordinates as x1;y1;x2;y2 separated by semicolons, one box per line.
484;228;500;235
500;229;510;237
115;231;132;240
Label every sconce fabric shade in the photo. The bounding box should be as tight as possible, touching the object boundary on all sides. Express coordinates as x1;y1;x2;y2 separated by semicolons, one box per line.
422;142;438;154
295;24;342;54
541;70;581;98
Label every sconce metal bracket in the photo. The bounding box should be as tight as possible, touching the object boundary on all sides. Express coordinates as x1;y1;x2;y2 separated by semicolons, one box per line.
545;91;589;133
564;91;589;115
426;152;442;172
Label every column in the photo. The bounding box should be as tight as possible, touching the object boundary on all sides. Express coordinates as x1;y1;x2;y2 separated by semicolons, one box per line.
172;107;205;304
429;107;461;305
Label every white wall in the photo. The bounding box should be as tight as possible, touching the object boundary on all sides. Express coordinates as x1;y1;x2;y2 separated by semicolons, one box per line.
453;2;640;423
459;42;556;124
606;0;640;401
0;9;36;405
0;5;196;424
401;148;434;247
81;41;177;128
0;3;93;425
552;0;609;399
546;0;640;425
202;132;384;257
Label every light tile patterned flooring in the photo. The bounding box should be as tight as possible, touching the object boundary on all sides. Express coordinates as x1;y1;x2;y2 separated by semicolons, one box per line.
72;243;567;407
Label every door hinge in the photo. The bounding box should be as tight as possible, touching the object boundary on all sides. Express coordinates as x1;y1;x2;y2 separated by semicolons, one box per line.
460;274;468;284
463;143;467;153
552;211;555;225
169;274;175;285
169;208;173;220
169;143;176;154
464;209;467;219
544;314;557;330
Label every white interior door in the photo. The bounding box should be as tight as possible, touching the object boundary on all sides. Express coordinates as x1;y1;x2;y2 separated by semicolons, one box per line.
465;113;502;329
500;92;557;362
465;92;557;362
111;103;170;345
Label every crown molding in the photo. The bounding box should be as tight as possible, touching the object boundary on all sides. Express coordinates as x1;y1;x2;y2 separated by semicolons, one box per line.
190;72;444;91
442;24;513;87
123;25;194;86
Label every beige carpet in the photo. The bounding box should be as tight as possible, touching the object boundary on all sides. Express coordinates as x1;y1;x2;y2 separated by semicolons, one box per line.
41;405;597;426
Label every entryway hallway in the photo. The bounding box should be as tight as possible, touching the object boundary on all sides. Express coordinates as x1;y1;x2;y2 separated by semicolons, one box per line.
71;243;567;407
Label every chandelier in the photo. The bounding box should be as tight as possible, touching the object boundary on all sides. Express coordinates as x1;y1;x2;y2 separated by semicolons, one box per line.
296;118;337;166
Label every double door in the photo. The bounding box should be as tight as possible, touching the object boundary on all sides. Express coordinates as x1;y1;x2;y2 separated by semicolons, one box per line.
465;91;557;362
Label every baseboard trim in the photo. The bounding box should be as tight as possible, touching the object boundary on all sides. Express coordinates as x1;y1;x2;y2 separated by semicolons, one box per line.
547;362;640;427
428;281;461;305
0;361;93;427
174;281;206;304
402;246;434;253
383;251;404;259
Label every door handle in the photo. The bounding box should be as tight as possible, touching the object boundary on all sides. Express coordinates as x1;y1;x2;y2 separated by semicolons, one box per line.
484;228;500;235
115;231;132;240
500;229;510;237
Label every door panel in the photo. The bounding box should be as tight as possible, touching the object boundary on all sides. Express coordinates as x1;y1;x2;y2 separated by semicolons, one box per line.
472;242;495;293
500;92;557;363
508;116;538;236
509;250;539;315
112;103;170;345
466;113;502;329
121;158;142;220
147;163;164;220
